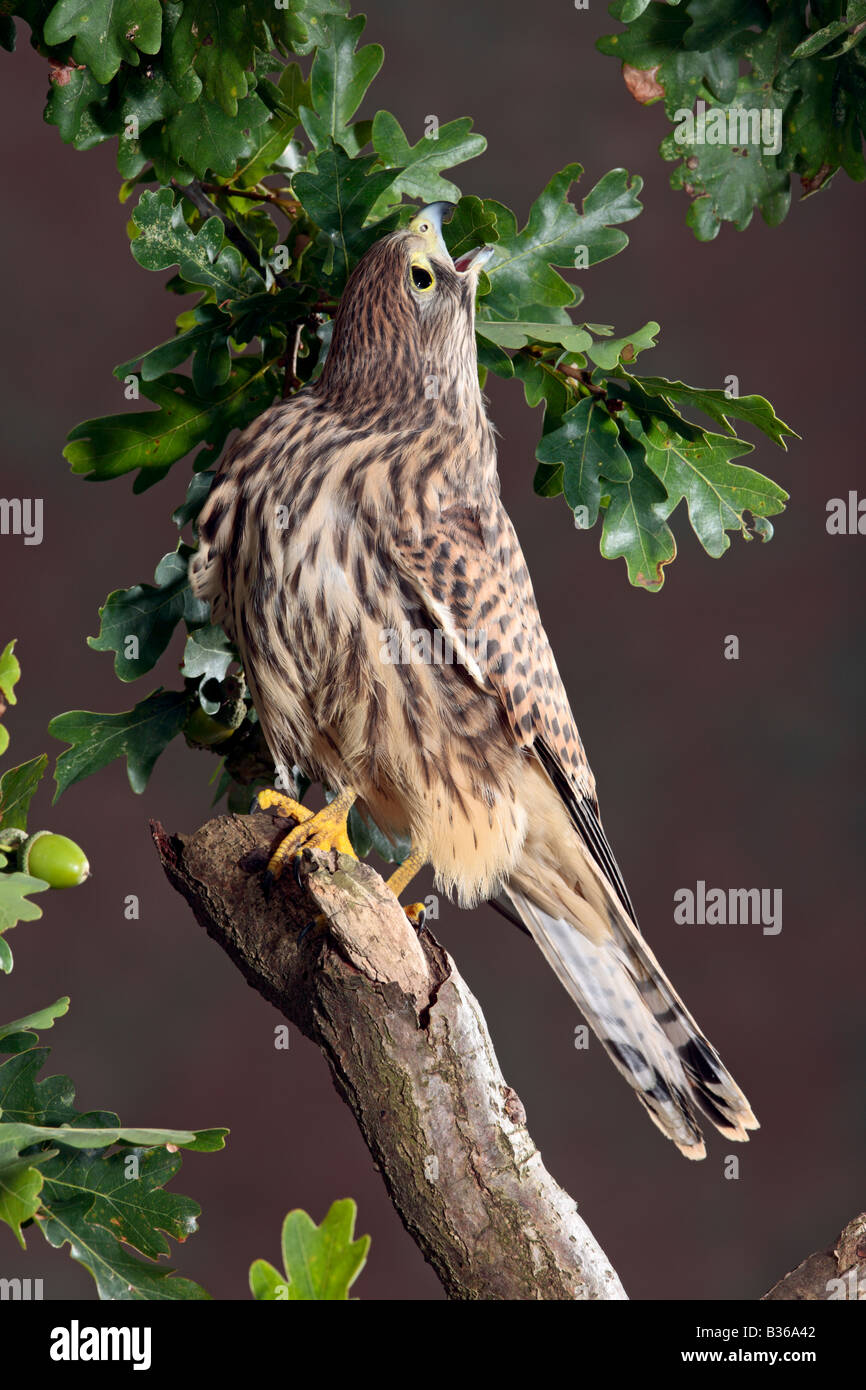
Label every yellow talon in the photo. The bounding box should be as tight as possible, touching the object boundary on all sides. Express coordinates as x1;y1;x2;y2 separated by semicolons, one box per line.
255;788;314;823
265;786;357;880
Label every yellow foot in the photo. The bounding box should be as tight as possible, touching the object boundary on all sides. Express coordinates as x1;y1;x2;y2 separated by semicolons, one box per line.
403;901;427;931
254;788;313;823
264;786;357;881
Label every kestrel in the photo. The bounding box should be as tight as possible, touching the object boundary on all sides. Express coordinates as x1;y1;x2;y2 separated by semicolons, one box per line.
191;203;758;1158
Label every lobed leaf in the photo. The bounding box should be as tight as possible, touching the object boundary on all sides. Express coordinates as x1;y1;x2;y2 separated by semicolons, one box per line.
49;690;189;799
0;755;48;833
88;547;208;682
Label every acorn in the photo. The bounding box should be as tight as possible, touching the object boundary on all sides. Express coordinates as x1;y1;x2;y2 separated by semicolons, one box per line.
184;703;244;747
18;831;90;888
184;677;247;748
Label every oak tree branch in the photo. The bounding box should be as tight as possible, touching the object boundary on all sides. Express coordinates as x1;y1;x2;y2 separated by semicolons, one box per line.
151;809;627;1301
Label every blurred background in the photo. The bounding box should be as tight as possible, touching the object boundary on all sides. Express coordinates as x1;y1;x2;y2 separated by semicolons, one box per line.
1;0;863;1301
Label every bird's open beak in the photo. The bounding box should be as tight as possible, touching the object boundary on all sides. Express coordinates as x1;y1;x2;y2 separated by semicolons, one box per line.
453;243;495;274
408;202;495;275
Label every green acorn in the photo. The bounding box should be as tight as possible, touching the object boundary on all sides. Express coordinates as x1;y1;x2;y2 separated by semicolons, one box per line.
19;831;90;888
184;703;242;747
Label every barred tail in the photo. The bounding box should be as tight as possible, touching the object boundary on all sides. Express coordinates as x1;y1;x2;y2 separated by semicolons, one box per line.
505;886;759;1159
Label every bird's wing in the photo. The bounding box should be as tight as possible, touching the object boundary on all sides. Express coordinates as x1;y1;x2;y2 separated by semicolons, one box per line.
393;501;637;922
395;504;759;1156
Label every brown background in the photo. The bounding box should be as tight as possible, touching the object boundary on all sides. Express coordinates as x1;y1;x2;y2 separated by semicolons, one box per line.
2;0;863;1301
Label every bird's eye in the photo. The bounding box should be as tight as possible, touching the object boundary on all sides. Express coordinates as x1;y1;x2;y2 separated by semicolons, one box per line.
411;263;435;291
416;222;430;234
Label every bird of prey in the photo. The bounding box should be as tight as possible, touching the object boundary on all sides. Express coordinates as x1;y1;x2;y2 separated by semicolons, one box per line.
191;202;758;1159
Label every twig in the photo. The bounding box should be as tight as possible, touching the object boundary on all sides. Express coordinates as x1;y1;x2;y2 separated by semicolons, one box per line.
200;180;301;219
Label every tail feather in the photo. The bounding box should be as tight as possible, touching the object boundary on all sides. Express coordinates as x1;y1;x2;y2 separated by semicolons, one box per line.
504;886;759;1159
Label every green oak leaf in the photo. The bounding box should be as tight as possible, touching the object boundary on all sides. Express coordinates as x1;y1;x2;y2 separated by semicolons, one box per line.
0;999;70;1043
131;187;265;298
63;360;276;491
475;335;514;380
600;426;677;590
584;321;659;369
172;472;216;531
641;419;788;556
792;1;866;59
181;625;235;688
513;351;571;422
661;77;792;238
0;638;21;756
49;690;189;799
115;304;232;398
682;0;775;54
24;1129;217;1290
442;195;500;262
371;111;486;203
44;65;115;148
37;1144;199;1271
249;1257;287;1299
571;166;645;266
599;1;748;116
533;460;565;499
613;0;655;20
483;164;643;320
0;1044;75;1122
164;0;261;116
269;0;350;56
38;1183;209;1299
88;546;208;682
784;54;866;186
294;142;401;288
0;875;50;967
537;396;633;528
608;374;708;442
43;0;162;84
3;1120;220;1154
251;1198;370;1300
0;1153;45;1245
300;13;383;150
0;755;48;833
475;321;593;354
163;91;271;181
234;63;312;187
227;283;317;347
619;373;797;446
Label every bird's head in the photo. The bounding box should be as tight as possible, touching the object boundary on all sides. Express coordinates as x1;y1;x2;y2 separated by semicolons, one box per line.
316;202;494;421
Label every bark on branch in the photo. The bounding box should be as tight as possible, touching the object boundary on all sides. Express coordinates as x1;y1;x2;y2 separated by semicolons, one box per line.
151;809;627;1301
762;1212;866;1301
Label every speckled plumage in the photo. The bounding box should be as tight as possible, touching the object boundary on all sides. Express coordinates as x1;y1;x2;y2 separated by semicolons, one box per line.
191;215;758;1157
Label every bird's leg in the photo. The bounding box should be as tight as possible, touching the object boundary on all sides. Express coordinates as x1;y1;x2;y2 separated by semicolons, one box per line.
385;847;428;929
262;785;357;880
259;787;428;932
